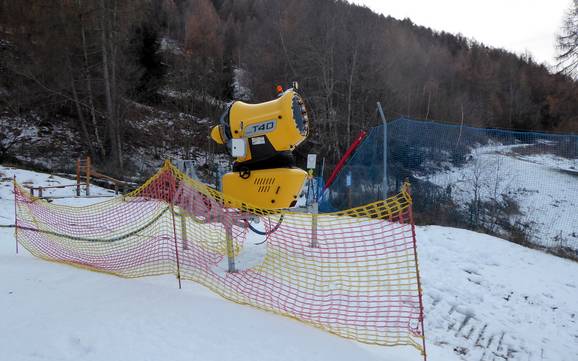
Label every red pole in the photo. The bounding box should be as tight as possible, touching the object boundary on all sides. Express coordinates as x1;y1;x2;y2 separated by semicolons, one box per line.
407;184;427;361
323;130;367;191
13;175;18;254
169;172;182;289
170;203;182;289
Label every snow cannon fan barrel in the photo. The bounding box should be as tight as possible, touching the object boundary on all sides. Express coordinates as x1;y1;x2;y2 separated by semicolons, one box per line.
210;87;309;209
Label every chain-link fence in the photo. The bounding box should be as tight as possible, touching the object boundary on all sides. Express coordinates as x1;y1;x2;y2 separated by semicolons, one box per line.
320;118;578;258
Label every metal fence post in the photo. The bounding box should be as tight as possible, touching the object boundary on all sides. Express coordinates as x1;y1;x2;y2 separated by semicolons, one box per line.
225;219;236;273
377;102;387;198
311;202;319;248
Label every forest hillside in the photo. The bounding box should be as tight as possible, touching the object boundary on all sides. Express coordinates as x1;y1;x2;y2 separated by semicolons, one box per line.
1;0;577;176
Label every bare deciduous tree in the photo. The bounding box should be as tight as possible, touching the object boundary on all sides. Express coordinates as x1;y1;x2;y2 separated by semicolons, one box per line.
556;0;578;78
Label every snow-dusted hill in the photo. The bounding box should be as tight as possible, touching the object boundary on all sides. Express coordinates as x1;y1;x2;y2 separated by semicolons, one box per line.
0;102;212;180
422;142;578;252
1;165;577;361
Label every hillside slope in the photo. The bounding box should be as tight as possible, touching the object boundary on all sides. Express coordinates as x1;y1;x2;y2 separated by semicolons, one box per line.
2;0;577;179
422;141;578;253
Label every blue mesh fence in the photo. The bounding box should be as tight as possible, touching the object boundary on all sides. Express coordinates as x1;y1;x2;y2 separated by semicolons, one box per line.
318;125;386;212
319;117;578;257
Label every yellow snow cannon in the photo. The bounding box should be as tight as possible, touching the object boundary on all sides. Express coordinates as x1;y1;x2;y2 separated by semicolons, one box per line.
210;86;309;209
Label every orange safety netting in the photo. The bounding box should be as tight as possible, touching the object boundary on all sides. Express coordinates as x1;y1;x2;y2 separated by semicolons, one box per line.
14;161;426;353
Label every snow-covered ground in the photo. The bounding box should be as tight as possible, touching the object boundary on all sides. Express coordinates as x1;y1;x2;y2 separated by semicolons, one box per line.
1;165;577;361
423;143;578;251
419;226;578;360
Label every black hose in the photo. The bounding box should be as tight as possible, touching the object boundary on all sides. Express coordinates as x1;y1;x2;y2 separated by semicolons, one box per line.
244;214;284;236
15;207;169;243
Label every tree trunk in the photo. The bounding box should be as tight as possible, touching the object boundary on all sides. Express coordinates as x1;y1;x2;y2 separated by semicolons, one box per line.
69;68;94;157
100;0;120;169
346;47;358;145
111;0;123;170
79;0;105;159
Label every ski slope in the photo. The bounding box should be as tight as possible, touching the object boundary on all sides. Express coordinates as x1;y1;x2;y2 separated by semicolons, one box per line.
1;165;577;361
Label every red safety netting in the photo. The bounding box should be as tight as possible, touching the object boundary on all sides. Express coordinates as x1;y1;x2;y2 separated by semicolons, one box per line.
14;161;426;354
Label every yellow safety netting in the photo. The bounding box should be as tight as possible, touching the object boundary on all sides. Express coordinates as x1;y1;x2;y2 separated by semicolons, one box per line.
14;161;425;353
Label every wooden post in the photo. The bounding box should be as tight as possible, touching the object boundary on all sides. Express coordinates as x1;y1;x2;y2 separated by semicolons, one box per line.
86;156;91;196
76;158;81;196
